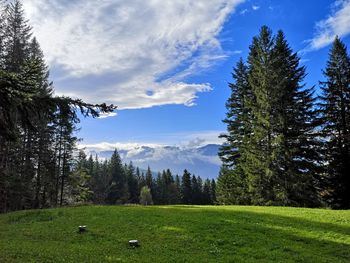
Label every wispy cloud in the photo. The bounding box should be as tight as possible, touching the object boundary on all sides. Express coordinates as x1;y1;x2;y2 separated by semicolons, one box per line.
239;3;259;15
97;112;118;119
23;0;244;109
240;8;248;15
232;50;243;54
307;0;350;50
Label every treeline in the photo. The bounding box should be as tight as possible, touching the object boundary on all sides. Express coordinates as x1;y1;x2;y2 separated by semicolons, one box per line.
218;26;350;209
0;1;114;213
74;150;217;205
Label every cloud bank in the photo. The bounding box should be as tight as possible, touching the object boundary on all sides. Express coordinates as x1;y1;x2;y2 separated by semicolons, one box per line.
23;0;244;109
308;0;350;50
79;130;224;152
79;140;222;178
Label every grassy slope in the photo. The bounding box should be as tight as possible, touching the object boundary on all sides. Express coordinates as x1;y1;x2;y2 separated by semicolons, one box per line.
0;205;349;263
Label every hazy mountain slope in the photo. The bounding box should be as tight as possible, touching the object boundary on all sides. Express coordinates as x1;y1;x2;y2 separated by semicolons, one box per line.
87;144;221;179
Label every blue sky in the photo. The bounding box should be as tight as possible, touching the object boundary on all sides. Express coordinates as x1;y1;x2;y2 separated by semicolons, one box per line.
23;0;350;151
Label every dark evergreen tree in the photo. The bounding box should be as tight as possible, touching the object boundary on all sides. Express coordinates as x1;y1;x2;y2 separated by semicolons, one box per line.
181;170;192;204
219;26;321;206
217;166;247;204
191;176;203;204
3;0;31;73
243;26;276;204
202;179;212;204
219;58;251;167
0;0;115;212
319;37;350;209
106;150;129;204
0;1;7;65
144;166;157;203
269;30;321;206
68;150;92;203
210;179;217;204
126;161;139;203
154;172;163;204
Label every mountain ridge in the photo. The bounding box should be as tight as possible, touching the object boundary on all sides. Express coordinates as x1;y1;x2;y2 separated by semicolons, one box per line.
86;144;221;179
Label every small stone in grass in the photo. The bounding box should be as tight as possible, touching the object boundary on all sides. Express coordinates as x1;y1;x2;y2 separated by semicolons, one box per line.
78;225;87;233
129;240;139;247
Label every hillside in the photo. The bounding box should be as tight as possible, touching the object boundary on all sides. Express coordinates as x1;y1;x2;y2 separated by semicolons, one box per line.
1;205;349;262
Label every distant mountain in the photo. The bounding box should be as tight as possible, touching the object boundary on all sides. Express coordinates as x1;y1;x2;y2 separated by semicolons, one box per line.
86;144;221;179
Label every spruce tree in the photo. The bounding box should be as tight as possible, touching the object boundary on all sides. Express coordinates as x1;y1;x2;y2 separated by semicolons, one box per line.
269;30;321;206
219;58;251;167
181;170;192;204
126;162;139;203
191;175;201;204
217;166;247;204
3;0;32;73
319;37;350;208
202;179;212;204
243;26;276;204
106;150;129;204
210;179;217;204
219;26;321;206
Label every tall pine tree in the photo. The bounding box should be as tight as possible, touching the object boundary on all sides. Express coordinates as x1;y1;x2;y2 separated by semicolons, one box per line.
319;37;350;209
219;26;321;206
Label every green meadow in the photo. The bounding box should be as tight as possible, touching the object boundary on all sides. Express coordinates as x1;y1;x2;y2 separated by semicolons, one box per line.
0;205;349;262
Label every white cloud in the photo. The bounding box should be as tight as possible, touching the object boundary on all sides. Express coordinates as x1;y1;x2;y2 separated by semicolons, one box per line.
240;8;248;15
252;5;260;11
97;112;118;119
308;0;350;50
78;142;163;152
79;138;222;175
78;130;224;151
232;50;243;54
178;130;225;146
23;0;244;109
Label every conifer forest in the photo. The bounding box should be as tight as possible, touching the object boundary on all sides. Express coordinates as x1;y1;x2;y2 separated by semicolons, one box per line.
1;1;350;214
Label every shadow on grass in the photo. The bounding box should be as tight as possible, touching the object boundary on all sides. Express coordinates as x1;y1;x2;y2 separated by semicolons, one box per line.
161;205;350;236
151;206;350;262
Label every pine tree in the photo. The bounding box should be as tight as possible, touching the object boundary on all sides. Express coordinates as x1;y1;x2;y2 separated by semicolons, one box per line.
319;37;350;209
269;30;321;206
3;0;32;73
106;150;129;204
0;1;8;66
145;166;153;188
174;174;182;204
161;169;176;204
68;150;92;203
154;172;163;204
219;26;321;206
217;166;247;204
126;161;139;203
181;170;192;204
0;0;116;212
202;179;212;204
243;26;277;204
210;179;217;204
219;58;251;167
95;159;111;203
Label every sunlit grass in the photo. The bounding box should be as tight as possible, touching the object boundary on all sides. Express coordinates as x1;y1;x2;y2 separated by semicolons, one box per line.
1;205;349;262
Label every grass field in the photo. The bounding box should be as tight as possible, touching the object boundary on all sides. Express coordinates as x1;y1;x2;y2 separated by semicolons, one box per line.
0;205;349;262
